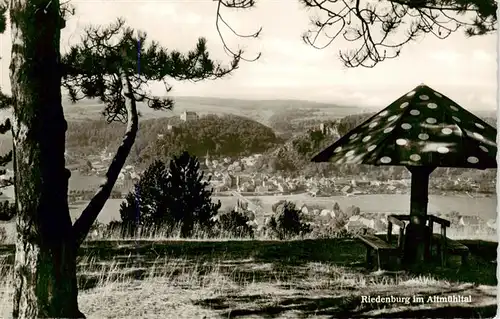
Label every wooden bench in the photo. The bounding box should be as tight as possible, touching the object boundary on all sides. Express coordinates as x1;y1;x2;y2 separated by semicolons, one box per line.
357;215;405;271
389;214;469;266
428;215;469;266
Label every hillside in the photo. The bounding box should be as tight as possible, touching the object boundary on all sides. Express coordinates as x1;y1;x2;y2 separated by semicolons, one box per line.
65;114;282;167
259;112;498;180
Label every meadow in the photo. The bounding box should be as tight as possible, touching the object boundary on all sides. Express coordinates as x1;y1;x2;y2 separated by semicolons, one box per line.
0;237;497;318
0;193;497;318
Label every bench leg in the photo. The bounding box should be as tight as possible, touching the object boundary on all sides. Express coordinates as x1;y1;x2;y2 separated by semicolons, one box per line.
461;253;468;267
366;247;373;268
440;245;446;267
376;250;382;271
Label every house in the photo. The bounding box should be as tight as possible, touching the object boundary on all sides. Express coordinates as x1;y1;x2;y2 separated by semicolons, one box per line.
486;219;496;229
341;185;353;194
345;216;375;232
355;180;371;187
255;185;268;194
459;216;483;227
308;187;319;197
238;182;254;192
277;182;289;193
320;209;335;219
180;111;198;121
300;205;309;215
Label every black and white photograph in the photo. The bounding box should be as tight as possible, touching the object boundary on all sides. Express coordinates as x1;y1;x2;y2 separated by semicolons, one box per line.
0;0;497;318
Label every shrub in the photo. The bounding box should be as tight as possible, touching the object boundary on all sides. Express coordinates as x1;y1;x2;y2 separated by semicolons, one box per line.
217;209;255;238
119;151;221;238
267;201;312;239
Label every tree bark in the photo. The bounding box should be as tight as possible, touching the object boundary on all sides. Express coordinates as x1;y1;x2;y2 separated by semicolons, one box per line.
403;166;436;266
9;0;84;318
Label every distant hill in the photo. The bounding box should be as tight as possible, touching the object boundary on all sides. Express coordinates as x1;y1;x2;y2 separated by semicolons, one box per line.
61;96;496;134
61;96;368;126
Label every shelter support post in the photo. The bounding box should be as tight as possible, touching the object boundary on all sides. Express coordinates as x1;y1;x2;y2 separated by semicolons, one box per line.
403;166;436;266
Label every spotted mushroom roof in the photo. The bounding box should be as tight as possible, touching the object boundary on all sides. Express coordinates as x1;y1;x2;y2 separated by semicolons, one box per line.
311;84;497;169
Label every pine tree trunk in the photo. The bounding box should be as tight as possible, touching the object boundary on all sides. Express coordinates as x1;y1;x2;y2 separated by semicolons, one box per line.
10;0;84;317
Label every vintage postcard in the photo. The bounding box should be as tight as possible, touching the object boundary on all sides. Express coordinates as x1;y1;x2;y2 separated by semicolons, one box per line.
0;0;497;318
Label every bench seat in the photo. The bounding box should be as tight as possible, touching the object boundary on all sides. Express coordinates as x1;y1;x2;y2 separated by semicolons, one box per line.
432;233;469;265
358;234;398;251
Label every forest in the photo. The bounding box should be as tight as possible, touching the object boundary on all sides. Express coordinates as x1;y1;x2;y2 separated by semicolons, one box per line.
65;113;282;165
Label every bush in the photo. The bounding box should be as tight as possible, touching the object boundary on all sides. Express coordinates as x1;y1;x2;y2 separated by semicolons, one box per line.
0;200;15;221
119;151;221;238
267;201;312;239
217;209;255;238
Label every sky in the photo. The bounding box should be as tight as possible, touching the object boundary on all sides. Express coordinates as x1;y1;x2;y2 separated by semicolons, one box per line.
0;0;497;110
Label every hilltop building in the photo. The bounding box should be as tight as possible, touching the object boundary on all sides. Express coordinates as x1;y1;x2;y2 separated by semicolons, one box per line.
180;111;198;122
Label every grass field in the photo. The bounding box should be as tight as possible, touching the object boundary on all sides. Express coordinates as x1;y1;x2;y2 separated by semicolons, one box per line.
0;192;496;318
0;238;496;318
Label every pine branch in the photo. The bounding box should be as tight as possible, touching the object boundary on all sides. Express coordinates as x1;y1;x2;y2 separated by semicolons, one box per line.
296;0;496;67
61;18;241;123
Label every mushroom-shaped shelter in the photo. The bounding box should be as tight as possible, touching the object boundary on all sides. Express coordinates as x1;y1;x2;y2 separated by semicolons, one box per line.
311;84;497;263
312;84;496;168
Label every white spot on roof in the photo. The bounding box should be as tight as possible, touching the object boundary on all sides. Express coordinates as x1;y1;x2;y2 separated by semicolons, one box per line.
426;118;437;124
450;105;459;111
400;102;409;109
401;123;412;130
362;136;371;142
396;139;408;146
349;133;358;140
419;95;429;100
427;103;438;109
378;110;388;117
367;145;376;152
409;154;421;161
479;145;488;152
467;156;479;164
452;116;461;122
410;110;420;116
441;128;453;135
475;123;485;129
346;150;355;157
384;127;394;133
473;132;484;140
418;133;429;140
352;155;364;164
336;158;343;164
407;91;416;97
434;92;442;97
388;115;398;122
437;146;449;154
369;122;378;128
334;147;342;153
380;156;392;163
